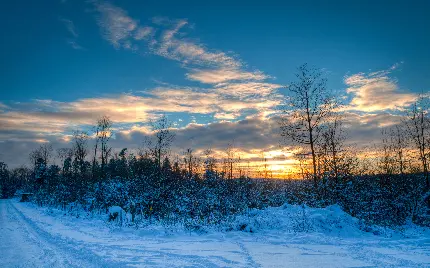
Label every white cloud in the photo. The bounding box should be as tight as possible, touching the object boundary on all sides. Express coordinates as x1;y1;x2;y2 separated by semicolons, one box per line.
344;66;417;112
92;2;264;75
148;19;241;69
213;112;241;120
134;26;154;40
0;83;282;139
186;69;269;84
214;82;281;98
95;2;138;49
91;2;281;120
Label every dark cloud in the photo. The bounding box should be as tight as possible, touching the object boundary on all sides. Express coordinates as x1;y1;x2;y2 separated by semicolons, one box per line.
0;111;408;169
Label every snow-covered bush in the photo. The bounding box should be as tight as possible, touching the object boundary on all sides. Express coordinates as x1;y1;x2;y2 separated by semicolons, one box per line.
292;204;314;233
108;206;126;225
6;148;430;231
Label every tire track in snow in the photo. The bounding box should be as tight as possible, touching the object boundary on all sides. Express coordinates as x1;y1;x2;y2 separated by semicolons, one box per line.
1;199;48;267
11;200;245;267
7;200;126;268
345;242;428;268
235;241;261;268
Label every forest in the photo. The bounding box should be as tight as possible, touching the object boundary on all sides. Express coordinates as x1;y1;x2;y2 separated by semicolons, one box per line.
1;64;429;231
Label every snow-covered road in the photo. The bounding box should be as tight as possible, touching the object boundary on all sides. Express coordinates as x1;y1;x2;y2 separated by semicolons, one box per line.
1;199;430;267
0;199;120;267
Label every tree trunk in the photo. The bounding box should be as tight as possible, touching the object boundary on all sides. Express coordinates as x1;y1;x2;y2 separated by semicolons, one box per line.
310;136;317;186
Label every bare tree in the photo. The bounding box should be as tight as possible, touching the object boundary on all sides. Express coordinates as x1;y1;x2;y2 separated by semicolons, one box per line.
318;115;349;182
378;129;396;175
295;151;309;180
57;148;73;164
203;148;217;175
148;115;175;170
92;123;100;178
404;97;430;188
280;64;335;186
260;152;269;179
225;143;237;179
29;144;53;167
389;125;408;175
92;116;113;178
183;148;198;176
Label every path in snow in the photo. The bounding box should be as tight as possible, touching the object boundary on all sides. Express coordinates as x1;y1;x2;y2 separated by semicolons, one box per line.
1;199;430;267
0;199;121;268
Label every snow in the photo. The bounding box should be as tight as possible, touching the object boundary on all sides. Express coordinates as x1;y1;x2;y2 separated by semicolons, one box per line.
0;199;118;267
1;199;430;267
108;206;124;215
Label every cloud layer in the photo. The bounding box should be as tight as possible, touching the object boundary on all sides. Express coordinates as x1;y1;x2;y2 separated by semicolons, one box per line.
0;2;423;173
344;65;417;112
91;1;281;120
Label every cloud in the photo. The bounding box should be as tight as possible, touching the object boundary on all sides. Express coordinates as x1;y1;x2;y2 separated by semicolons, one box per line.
341;112;404;146
60;18;78;38
0;100;410;173
213;112;241;120
110;117;282;154
214;82;281;98
95;2;138;49
153;21;240;69
109;113;402;176
0;83;282;141
134;26;154;40
60;18;85;50
67;40;85;50
90;1;282;121
186;69;269;84
91;2;269;80
1;2;284;160
0;117;293;172
0;103;8;111
344;65;417;112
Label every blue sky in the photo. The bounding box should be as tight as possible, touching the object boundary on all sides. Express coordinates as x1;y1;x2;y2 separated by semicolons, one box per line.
2;0;429;102
0;0;429;171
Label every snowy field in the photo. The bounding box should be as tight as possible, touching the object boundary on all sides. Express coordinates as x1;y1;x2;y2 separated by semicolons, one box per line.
1;199;430;268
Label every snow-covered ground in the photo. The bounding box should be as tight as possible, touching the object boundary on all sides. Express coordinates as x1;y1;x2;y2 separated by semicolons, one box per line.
1;199;430;268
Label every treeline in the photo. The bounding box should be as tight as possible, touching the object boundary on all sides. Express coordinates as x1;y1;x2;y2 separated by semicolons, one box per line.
279;64;430;187
0;64;429;229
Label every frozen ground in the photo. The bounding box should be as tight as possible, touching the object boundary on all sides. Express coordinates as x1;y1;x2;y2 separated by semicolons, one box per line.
1;199;430;267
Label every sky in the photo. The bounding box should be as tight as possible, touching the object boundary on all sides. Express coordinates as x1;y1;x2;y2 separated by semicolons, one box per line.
0;0;429;175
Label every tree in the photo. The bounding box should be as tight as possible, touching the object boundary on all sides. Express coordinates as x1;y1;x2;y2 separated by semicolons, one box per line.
404;97;430;189
147;115;175;171
0;162;12;198
378;129;396;175
72;131;89;175
225;143;237;179
389;125;408;175
183;148;197;177
161;157;172;175
57;148;73;166
29;144;53;189
29;144;53;167
260;152;269;179
94;116;112;178
203;149;217;176
318;115;350;182
280;64;335;186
